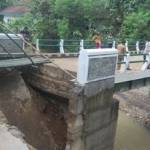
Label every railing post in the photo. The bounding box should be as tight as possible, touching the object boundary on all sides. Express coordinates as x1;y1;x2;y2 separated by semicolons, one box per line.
125;40;129;52
123;53;130;72
23;40;25;50
112;41;116;49
36;39;40;53
60;39;64;54
141;52;150;70
144;41;149;53
80;39;84;51
136;41;140;54
21;36;25;50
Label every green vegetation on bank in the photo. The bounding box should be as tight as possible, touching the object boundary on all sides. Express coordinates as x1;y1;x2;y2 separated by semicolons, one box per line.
1;0;150;43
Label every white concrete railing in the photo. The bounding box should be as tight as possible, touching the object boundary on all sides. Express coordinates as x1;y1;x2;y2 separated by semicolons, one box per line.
136;41;140;54
36;39;40;53
125;40;129;52
119;52;150;72
77;48;118;85
118;41;150;72
36;39;85;53
36;39;149;53
36;39;150;71
59;39;65;54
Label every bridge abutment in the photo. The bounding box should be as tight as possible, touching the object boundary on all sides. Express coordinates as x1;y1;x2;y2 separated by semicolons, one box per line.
65;80;119;150
24;48;118;150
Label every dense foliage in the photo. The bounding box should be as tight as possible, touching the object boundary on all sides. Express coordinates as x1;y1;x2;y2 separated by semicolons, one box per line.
121;9;150;41
1;0;150;42
0;0;11;9
120;0;150;41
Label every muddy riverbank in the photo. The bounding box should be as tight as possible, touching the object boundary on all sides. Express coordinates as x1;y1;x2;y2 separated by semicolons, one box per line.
114;87;150;128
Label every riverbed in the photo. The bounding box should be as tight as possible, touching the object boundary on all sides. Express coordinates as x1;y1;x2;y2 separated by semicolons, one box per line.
115;111;150;150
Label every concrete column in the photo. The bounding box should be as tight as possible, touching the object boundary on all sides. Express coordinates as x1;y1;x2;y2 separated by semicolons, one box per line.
136;41;140;54
123;53;130;72
112;41;116;49
80;40;84;51
141;52;150;70
36;39;40;53
67;48;119;150
125;41;129;52
60;39;65;54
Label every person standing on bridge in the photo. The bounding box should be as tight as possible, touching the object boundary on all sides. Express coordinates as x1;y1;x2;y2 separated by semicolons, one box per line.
92;32;102;48
117;42;132;70
117;43;126;70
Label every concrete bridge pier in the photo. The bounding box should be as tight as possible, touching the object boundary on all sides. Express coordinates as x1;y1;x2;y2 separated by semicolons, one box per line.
25;49;119;150
65;78;119;150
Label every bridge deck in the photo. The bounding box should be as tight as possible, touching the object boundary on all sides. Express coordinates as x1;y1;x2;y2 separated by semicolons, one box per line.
48;57;150;92
50;56;144;72
115;70;150;92
0;56;49;68
115;70;150;83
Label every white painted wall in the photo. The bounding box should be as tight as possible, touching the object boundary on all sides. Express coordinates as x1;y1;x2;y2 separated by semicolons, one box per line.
77;48;118;85
3;16;17;23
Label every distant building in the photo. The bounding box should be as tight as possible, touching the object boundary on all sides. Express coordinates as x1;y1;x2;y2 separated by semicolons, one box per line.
0;6;29;23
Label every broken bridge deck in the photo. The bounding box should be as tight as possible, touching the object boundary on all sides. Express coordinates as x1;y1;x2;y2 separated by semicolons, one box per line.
0;55;49;68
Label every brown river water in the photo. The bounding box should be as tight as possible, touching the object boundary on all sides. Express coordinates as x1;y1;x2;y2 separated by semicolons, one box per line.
115;111;150;150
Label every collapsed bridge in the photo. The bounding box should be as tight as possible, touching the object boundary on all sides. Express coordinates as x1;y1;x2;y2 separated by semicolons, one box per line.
0;25;150;150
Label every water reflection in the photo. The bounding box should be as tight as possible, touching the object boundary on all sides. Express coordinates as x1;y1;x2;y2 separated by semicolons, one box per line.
115;111;150;150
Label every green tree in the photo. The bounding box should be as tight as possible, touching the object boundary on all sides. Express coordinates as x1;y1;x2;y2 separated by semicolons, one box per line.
108;0;148;36
28;0;57;39
55;0;88;39
55;0;113;39
0;0;9;9
8;0;150;43
57;19;69;38
120;9;150;41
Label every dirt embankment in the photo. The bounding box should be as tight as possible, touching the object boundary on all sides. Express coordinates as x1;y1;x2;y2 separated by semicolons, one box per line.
0;110;36;150
114;87;150;128
0;70;68;150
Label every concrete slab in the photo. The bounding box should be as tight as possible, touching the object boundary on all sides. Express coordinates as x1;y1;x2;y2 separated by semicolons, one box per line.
51;57;150;85
115;70;150;83
0;56;49;68
52;58;78;72
50;56;145;73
